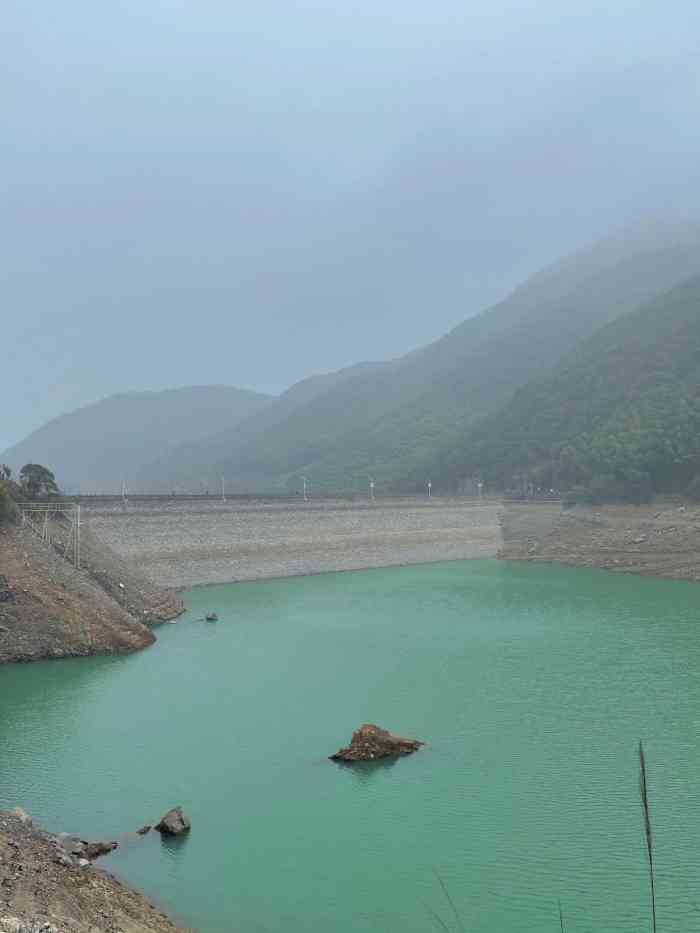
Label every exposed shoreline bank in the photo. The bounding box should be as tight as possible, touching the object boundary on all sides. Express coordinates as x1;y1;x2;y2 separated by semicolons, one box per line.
499;500;700;583
0;810;191;933
0;523;182;665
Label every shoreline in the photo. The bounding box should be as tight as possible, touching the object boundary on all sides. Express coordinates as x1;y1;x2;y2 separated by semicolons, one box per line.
0;810;191;933
174;552;503;592
499;501;700;584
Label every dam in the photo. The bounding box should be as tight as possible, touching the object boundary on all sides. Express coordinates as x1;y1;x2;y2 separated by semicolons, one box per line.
82;496;503;588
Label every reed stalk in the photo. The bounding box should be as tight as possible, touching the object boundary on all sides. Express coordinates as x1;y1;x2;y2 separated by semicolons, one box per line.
639;739;657;933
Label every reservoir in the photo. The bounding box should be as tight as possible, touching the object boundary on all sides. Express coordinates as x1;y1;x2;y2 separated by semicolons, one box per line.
2;559;700;932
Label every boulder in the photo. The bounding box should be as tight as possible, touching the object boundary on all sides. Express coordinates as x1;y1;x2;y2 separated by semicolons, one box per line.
136;824;151;835
330;723;424;762
155;807;191;836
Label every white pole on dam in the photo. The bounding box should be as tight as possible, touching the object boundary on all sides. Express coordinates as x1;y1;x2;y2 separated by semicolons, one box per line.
76;503;81;570
427;480;432;498
221;476;226;502
302;476;308;501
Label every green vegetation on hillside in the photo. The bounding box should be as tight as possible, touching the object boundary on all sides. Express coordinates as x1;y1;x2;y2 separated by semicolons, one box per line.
138;225;700;494
432;276;700;502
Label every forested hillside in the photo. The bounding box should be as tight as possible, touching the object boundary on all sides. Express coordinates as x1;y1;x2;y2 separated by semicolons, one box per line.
138;221;700;493
10;222;700;498
432;275;700;501
1;386;271;493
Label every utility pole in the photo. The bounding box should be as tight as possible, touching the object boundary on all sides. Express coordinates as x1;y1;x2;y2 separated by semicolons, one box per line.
76;503;81;570
221;476;226;502
369;478;375;501
302;476;308;502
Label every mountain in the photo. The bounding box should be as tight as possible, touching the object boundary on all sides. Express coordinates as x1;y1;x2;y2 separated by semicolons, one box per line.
1;386;272;493
429;275;700;500
138;219;700;493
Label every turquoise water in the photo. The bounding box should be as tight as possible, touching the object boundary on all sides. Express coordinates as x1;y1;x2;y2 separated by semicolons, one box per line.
2;560;700;932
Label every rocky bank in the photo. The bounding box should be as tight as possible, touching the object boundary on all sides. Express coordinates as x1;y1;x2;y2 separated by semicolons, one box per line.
500;500;700;581
0;811;190;933
0;524;182;664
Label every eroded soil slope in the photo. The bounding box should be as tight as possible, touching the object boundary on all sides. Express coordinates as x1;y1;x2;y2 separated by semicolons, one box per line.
0;526;157;663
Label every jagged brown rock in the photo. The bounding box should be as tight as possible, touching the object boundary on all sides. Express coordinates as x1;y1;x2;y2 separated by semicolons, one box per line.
330;723;424;762
155;807;191;836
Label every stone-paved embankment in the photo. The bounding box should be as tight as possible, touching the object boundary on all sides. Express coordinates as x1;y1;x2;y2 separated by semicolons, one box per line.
86;497;503;588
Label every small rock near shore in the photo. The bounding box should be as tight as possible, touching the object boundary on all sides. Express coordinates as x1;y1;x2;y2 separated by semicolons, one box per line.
136;824;151;835
155;807;191;836
330;723;424;762
82;840;118;859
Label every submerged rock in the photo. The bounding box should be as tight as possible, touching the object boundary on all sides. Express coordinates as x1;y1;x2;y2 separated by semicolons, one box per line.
155;807;191;836
53;834;117;863
330;723;424;762
136;824;151;835
82;840;118;860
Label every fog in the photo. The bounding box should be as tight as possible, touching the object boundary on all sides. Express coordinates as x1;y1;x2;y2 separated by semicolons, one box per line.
3;0;699;448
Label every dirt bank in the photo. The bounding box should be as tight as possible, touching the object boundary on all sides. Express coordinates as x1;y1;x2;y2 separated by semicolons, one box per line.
500;500;700;581
86;497;503;588
0;524;181;664
0;811;190;933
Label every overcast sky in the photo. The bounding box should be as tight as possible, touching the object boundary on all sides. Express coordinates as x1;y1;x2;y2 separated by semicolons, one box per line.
3;0;700;449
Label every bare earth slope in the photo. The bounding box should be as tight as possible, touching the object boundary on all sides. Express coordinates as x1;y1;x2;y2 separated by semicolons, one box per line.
0;811;189;933
0;524;181;663
500;501;700;581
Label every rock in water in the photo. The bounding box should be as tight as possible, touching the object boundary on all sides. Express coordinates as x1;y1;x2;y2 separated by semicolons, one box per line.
155;807;191;835
330;723;424;762
83;840;118;859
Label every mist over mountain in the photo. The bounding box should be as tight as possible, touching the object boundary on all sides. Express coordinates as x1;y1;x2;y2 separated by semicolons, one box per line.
8;220;700;498
430;274;700;500
4;2;700;449
135;219;700;494
1;387;271;494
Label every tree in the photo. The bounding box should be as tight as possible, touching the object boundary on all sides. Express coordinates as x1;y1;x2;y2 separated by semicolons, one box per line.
0;485;16;524
19;463;59;498
0;464;11;481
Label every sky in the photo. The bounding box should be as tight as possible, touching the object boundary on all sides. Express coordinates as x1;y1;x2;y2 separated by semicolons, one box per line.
3;0;700;449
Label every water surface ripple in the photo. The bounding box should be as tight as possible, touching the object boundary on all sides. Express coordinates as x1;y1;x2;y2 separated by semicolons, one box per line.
2;560;700;932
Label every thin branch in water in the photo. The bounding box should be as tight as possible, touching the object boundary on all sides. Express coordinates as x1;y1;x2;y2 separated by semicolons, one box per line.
558;898;566;933
434;869;466;933
639;739;657;933
424;902;452;933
